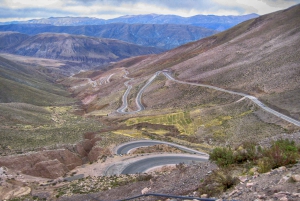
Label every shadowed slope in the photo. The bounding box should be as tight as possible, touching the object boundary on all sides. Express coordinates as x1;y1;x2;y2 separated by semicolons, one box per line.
0;32;163;64
0;24;218;50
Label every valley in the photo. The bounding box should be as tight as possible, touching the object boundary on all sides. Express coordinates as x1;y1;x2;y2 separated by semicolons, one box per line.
0;3;300;201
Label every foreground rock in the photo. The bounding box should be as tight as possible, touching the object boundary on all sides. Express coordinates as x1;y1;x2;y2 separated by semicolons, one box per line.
222;163;300;201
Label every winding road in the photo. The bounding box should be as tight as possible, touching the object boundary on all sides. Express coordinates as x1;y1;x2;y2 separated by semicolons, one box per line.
109;70;300;174
115;140;208;156
121;154;208;174
105;153;208;176
116;71;161;114
116;70;300;127
103;140;209;175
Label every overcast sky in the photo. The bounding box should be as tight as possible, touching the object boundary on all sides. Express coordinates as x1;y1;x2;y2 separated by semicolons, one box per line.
0;0;299;22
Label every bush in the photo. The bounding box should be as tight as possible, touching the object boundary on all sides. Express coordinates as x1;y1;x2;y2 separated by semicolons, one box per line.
265;139;299;168
209;147;234;167
199;169;239;197
257;157;273;173
233;141;264;164
210;139;299;170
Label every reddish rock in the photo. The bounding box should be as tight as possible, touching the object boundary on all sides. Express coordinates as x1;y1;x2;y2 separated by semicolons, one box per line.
84;132;96;140
90;137;102;146
24;159;68;179
44;149;82;170
0;149;82;179
76;139;93;157
88;147;111;162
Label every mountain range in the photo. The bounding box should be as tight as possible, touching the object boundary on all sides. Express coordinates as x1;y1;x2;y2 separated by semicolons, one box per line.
0;13;259;31
0;23;218;50
0;32;162;65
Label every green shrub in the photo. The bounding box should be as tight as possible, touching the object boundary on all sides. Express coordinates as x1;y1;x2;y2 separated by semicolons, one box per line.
257;157;273;173
210;139;299;170
199;169;239;197
209;147;234;167
265;139;299;168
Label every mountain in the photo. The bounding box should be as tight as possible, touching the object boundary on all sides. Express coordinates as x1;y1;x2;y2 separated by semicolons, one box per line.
118;4;300;117
0;23;218;50
0;32;29;49
108;13;259;31
0;14;258;31
65;4;300;147
0;32;163;64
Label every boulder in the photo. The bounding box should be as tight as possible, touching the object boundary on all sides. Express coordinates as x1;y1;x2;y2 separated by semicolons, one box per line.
292;174;300;182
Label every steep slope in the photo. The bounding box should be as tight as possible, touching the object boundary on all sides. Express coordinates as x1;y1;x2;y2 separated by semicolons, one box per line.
0;24;218;50
0;32;162;64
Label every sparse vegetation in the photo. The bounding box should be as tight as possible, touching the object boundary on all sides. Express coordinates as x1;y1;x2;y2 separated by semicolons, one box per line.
55;173;153;197
0;105;102;154
199;169;239;197
126;111;197;135
209;139;300;171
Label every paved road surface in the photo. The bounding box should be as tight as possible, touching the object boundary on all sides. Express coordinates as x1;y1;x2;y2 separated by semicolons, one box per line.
115;140;208;156
121;154;208;174
104;153;209;175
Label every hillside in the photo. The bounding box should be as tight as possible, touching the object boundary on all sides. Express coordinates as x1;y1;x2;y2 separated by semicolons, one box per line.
0;23;218;50
0;55;74;106
63;4;300;148
0;32;162;64
0;14;258;31
0;32;29;49
117;4;300;121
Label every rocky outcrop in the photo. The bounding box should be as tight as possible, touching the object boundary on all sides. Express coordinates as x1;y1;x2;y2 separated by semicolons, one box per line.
0;133;105;179
88;147;111;162
24;159;68;179
76;139;93;158
0;149;82;179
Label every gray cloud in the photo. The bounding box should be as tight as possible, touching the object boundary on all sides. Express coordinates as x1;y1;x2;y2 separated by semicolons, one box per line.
71;0;213;10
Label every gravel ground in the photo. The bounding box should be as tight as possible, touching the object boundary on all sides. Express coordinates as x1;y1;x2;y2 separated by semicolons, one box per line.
58;162;217;201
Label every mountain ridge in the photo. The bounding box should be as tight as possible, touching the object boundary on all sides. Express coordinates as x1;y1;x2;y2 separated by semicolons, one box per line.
0;13;259;31
0;23;218;50
0;32;163;65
